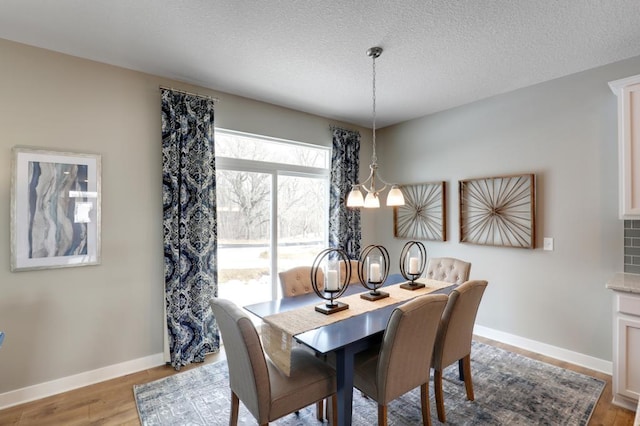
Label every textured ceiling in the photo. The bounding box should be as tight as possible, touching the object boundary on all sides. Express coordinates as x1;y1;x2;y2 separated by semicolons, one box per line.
1;1;640;127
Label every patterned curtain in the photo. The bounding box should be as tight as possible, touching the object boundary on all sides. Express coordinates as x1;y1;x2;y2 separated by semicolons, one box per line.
161;89;219;370
329;127;361;259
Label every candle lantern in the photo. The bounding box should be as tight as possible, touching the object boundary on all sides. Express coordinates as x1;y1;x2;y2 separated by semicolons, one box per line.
311;248;351;314
399;241;427;290
358;245;390;300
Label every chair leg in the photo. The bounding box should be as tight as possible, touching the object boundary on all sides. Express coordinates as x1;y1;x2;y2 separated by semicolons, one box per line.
330;394;338;425
230;391;239;426
434;369;446;423
462;354;475;401
377;404;388;426
316;399;324;421
420;383;432;426
458;358;465;381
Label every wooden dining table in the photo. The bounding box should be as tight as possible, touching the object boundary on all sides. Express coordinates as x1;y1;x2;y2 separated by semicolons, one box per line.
244;273;457;425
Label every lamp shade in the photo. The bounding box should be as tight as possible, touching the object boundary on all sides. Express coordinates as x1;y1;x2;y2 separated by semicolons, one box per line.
364;192;380;208
346;186;364;207
386;185;405;206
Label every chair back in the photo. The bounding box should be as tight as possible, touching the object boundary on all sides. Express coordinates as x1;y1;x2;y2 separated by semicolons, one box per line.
433;280;488;369
339;259;361;285
278;266;323;297
376;294;448;403
210;298;270;421
426;257;471;284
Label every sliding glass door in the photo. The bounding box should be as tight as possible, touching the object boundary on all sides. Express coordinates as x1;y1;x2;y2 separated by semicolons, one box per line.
216;130;329;307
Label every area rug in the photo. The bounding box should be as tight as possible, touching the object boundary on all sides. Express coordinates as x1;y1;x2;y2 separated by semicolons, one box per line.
133;341;604;425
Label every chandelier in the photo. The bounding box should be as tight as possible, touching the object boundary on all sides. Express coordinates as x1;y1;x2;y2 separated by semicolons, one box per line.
346;47;405;208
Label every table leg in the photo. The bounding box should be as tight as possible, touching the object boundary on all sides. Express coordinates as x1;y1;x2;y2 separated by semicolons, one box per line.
335;346;355;426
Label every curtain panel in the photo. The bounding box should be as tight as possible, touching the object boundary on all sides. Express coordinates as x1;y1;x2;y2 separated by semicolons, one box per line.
329;127;361;259
161;89;219;369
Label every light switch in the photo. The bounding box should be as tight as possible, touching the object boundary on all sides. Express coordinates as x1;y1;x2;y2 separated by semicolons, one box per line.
543;237;554;251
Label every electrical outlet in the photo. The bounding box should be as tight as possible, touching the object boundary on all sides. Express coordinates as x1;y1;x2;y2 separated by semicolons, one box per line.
543;237;554;251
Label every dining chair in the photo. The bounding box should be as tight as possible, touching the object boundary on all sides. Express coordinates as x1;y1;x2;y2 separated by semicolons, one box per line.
425;257;471;284
431;279;488;422
352;294;448;426
339;259;361;285
277;265;327;419
210;298;337;426
278;266;323;297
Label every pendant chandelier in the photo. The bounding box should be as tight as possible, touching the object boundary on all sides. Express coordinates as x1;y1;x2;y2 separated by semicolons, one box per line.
346;47;405;208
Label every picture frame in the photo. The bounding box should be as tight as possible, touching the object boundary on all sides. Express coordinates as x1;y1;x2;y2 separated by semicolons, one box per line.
11;147;101;271
393;181;447;241
459;173;535;249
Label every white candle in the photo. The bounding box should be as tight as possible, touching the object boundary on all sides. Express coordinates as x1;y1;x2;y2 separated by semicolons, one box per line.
409;257;419;274
326;270;339;291
369;262;381;282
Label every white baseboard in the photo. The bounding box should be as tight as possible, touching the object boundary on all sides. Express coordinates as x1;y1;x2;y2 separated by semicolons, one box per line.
474;324;612;375
0;352;165;410
0;327;613;411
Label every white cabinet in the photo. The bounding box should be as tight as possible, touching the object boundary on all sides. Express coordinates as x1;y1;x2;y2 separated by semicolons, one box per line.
610;75;640;219
613;291;640;410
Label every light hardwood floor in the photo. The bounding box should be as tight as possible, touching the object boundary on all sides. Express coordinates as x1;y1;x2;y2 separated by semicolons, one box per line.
0;336;635;425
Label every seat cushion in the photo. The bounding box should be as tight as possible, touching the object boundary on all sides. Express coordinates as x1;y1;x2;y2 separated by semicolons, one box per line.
268;347;336;421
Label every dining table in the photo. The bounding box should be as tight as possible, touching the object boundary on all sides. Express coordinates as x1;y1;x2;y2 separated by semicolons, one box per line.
243;273;457;426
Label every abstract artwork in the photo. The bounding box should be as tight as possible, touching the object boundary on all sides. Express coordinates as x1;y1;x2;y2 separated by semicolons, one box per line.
393;181;446;241
459;174;535;248
11;147;101;271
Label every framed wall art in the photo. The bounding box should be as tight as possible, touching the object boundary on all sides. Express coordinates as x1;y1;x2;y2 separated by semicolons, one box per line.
11;147;101;271
394;181;446;241
459;173;535;249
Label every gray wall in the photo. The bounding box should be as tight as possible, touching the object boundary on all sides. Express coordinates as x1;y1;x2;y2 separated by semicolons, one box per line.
0;38;371;396
372;56;640;361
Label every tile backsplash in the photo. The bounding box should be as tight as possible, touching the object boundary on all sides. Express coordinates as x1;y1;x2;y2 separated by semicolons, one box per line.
624;220;640;274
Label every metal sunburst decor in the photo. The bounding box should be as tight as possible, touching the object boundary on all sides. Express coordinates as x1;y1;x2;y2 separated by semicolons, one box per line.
459;174;536;248
393;181;446;241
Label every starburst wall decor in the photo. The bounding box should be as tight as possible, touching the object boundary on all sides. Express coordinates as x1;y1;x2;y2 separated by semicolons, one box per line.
459;174;536;248
393;181;446;241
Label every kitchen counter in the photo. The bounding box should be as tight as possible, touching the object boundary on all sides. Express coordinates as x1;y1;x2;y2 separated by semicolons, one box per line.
607;273;640;294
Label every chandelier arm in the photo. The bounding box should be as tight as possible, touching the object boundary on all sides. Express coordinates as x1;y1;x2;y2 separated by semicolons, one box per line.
356;169;374;189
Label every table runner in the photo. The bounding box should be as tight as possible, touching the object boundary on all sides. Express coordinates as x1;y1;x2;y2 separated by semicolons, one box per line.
261;278;453;375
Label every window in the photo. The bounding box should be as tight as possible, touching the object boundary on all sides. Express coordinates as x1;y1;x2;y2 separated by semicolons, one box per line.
215;129;330;307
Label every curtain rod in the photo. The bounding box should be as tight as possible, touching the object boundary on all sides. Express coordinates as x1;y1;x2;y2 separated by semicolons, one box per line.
159;85;220;103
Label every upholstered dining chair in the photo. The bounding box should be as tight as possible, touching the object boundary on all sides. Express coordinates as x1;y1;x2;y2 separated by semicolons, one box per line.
278;266;322;297
425;257;471;284
431;279;488;422
277;266;327;419
352;294;448;426
210;298;337;426
339;259;361;285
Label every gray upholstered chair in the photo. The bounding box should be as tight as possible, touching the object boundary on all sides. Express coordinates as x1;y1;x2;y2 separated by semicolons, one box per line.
352;294;449;426
425;257;471;284
431;280;488;422
278;266;322;297
210;298;337;426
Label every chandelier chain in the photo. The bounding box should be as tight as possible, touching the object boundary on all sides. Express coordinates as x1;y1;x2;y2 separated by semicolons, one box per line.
371;53;377;165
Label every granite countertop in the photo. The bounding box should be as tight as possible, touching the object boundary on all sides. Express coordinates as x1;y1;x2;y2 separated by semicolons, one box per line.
607;272;640;294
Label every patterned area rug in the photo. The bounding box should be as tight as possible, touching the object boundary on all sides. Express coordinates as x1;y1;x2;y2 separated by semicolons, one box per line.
134;341;604;425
